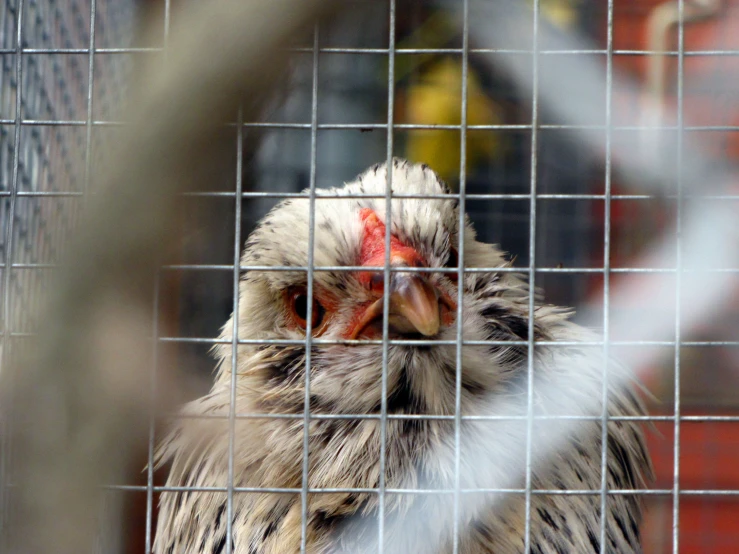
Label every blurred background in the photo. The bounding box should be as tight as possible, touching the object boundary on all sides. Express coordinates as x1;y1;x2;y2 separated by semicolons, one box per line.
1;0;738;552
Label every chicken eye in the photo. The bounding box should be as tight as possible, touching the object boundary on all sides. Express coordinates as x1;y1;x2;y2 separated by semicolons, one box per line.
287;286;326;330
369;272;385;293
444;247;460;282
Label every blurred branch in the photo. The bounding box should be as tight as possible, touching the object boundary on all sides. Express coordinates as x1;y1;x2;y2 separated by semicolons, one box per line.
2;1;337;552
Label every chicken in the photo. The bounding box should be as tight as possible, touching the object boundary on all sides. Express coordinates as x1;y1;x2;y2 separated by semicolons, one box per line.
153;159;652;553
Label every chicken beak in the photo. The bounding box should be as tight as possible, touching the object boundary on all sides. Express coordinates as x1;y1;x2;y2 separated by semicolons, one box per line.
350;207;451;339
388;273;440;337
348;272;443;340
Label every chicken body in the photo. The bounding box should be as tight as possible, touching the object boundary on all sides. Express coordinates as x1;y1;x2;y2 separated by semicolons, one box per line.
154;159;652;554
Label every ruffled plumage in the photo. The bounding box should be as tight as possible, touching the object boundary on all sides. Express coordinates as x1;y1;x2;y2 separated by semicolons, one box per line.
154;159;652;554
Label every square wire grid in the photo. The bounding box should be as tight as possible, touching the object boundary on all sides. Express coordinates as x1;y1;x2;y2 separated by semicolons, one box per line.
3;1;739;554
0;0;137;552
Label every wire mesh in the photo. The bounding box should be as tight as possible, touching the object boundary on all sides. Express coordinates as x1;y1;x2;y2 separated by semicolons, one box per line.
2;1;739;553
0;1;137;552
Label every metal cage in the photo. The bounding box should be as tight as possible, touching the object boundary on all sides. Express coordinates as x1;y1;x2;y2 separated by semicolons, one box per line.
2;1;738;553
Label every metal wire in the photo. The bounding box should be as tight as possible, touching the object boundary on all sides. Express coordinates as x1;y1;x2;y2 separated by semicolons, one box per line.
5;263;739;273
144;5;171;552
299;23;321;554
4;46;739;56
9;332;739;348
378;2;397;549
101;485;739;496
451;0;469;550
144;276;161;554
224;103;244;554
523;1;540;551
598;1;615;551
6;190;739;200
83;0;97;196
161;413;739;423
0;0;24;543
8;120;739;132
673;2;686;553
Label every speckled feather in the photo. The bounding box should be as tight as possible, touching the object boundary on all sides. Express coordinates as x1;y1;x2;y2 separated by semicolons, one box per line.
153;159;653;554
